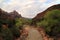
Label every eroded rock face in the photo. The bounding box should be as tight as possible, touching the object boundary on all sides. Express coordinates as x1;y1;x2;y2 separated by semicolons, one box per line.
0;9;22;20
9;10;22;18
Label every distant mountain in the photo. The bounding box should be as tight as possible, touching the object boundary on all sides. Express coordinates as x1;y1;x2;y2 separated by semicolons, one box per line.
33;4;60;21
0;8;22;21
0;8;9;19
9;10;22;19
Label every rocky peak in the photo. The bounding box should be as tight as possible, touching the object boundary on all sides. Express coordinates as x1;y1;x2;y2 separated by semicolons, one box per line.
9;10;22;18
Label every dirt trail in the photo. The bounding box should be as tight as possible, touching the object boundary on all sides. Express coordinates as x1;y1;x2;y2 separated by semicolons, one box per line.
26;27;43;40
16;25;54;40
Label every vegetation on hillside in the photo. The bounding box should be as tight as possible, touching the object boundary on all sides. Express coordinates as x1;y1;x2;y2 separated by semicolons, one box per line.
37;9;60;38
0;9;21;40
15;18;32;29
0;8;32;40
0;4;60;40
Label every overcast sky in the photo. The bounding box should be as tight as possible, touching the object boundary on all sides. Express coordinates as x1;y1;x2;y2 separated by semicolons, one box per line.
0;0;60;18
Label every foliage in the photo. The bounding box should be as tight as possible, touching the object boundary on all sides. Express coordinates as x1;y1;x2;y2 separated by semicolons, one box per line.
1;28;13;40
10;26;20;38
15;18;32;29
37;9;60;36
15;18;25;27
0;12;20;40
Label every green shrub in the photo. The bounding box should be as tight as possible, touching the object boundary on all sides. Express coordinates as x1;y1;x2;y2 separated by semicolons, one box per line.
10;26;20;38
1;28;13;40
38;9;60;36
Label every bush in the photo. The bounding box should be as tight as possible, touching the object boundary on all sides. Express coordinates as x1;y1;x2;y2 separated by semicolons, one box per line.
38;9;60;36
10;26;20;38
1;28;13;40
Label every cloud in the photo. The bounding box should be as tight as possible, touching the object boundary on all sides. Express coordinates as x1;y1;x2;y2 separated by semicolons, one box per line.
0;0;60;18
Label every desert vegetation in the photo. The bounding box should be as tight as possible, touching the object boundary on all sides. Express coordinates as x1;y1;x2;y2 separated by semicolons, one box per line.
0;4;60;40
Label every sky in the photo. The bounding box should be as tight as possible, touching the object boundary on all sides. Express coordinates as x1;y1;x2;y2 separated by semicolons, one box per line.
0;0;60;18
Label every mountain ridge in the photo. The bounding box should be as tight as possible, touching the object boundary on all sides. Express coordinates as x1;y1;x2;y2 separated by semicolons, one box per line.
33;4;60;21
